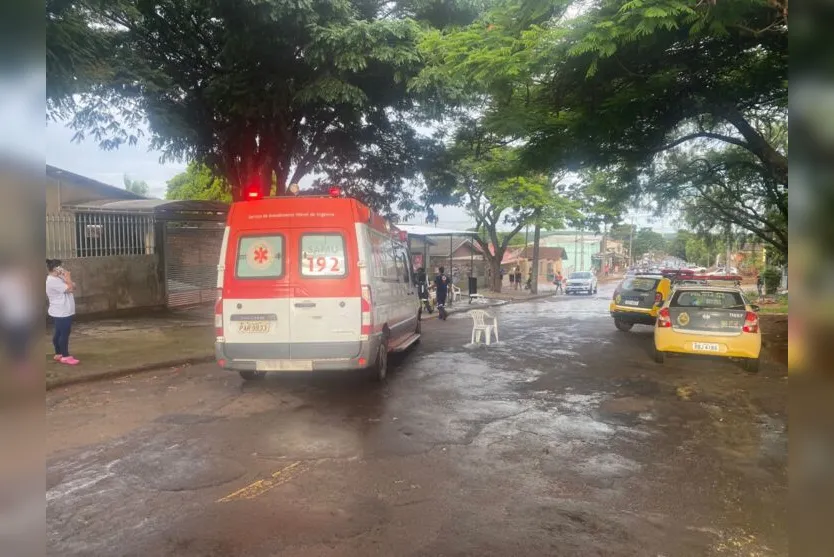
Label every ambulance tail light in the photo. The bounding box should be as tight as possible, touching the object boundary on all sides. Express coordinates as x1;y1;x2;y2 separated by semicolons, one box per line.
742;311;759;333
214;289;224;337
361;285;373;336
657;307;672;328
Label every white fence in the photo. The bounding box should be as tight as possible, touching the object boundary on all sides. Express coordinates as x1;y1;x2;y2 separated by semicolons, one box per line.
46;212;156;259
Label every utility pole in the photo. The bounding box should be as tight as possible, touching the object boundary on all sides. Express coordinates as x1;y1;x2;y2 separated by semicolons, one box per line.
580;225;585;271
600;222;608;276
628;220;634;267
574;231;578;274
726;228;732;271
531;213;541;294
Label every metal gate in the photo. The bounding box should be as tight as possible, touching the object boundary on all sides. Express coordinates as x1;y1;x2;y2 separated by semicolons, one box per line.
164;221;225;307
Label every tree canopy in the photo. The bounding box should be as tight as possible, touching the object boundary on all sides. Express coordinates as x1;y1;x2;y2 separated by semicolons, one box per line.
415;0;787;185
422;119;571;290
48;0;789;252
123;176;149;197
49;0;438;211
166;162;232;203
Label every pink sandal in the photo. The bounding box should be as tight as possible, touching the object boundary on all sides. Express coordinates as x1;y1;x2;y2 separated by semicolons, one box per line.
53;355;62;362
60;356;80;365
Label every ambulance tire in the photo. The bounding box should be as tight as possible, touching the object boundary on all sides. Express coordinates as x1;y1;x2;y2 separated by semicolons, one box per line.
239;371;266;381
744;357;760;373
371;335;389;382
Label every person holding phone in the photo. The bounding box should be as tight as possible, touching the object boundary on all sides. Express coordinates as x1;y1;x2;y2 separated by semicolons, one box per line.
46;259;79;365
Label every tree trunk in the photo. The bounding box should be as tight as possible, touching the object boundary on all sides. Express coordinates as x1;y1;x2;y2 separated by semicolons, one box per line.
530;219;541;294
718;105;788;187
490;257;503;292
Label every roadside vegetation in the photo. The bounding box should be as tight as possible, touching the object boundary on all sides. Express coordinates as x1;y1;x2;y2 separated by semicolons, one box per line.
47;0;787;270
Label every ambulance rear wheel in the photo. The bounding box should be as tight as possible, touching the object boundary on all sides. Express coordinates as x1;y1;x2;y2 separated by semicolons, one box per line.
371;337;389;382
240;371;266;381
744;357;760;373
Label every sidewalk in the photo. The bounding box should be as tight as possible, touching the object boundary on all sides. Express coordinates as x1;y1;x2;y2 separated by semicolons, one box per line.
45;307;215;390
45;289;559;390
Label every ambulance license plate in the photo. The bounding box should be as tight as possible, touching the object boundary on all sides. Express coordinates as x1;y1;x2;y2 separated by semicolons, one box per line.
238;321;271;334
256;360;313;371
692;342;720;352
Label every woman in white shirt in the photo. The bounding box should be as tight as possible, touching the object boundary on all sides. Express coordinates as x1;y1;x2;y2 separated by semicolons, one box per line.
46;259;79;365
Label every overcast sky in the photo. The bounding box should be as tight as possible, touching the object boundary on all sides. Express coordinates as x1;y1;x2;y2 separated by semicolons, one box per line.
45;120;675;232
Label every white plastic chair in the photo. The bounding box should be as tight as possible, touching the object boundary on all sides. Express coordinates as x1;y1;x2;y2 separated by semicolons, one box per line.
451;284;461;302
470;310;498;345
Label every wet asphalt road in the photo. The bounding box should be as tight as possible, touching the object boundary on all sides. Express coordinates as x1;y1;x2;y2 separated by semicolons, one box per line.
47;284;788;556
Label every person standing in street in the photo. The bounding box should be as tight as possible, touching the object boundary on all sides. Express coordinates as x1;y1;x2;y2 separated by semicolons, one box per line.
508;269;514;289
514;267;522;290
756;273;764;299
553;270;564;294
416;267;433;314
46;259;79;365
435;266;449;320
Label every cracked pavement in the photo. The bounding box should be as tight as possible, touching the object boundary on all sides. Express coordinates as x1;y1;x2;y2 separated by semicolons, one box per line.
47;285;788;556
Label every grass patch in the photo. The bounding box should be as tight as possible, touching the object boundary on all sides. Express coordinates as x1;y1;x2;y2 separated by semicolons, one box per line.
756;293;788;314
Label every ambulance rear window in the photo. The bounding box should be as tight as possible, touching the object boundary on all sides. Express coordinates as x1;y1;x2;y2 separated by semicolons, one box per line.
236;235;285;278
300;234;347;277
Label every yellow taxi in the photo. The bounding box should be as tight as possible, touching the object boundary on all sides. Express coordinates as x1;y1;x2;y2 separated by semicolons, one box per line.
653;285;762;372
609;274;673;332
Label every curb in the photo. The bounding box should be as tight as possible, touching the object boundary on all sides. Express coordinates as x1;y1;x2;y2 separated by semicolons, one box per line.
420;291;557;320
47;293;559;390
46;355;215;391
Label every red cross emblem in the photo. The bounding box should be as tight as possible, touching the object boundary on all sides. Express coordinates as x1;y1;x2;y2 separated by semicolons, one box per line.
253;246;268;264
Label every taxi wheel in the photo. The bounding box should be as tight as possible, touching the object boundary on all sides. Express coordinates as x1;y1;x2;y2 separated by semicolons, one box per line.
744;357;760;373
240;371;266;381
614;319;633;332
653;347;666;364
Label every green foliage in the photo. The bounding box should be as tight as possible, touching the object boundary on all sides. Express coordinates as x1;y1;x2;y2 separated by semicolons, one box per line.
762;268;781;295
123;176;149;197
166;163;232;203
631;227;666;261
413;0;789;243
50;0;438;211
684;235;711;267
47;0;117;120
647;126;787;260
422;119;571;290
667;229;692;261
609;223;636;245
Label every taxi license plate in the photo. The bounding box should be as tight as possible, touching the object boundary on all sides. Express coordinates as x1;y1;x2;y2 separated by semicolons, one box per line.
256;360;313;371
692;342;720;352
623;300;640;306
238;321;271;334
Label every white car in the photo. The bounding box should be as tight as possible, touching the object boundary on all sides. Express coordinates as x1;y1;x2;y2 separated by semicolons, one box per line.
565;271;598;295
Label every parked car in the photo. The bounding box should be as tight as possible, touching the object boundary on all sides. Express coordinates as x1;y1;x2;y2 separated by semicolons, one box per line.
653;285;761;372
609;274;673;331
566;271;598;295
